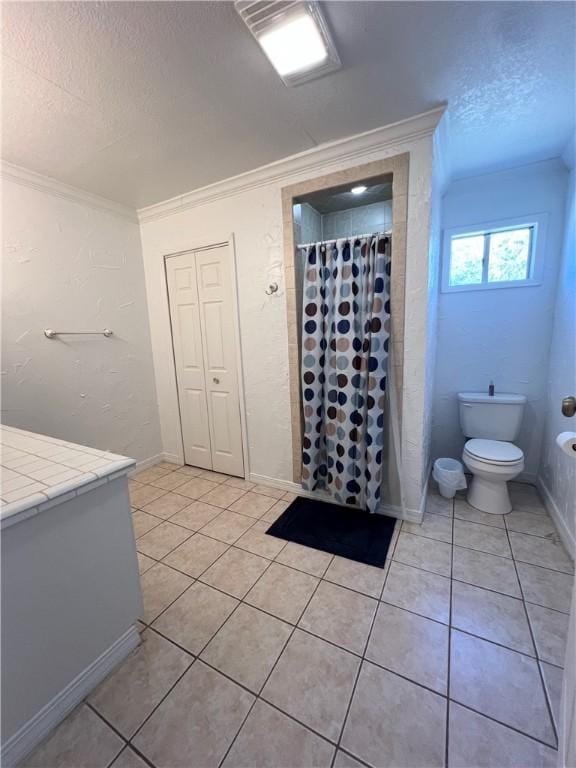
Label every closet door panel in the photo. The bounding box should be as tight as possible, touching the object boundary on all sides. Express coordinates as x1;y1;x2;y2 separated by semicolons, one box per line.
202;302;226;371
195;246;244;477
166;253;212;469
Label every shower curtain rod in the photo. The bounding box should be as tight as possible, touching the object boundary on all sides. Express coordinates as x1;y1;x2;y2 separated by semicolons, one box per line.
296;230;392;249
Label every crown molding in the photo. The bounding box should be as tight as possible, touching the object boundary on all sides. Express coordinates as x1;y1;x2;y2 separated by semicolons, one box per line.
138;105;447;224
1;161;138;223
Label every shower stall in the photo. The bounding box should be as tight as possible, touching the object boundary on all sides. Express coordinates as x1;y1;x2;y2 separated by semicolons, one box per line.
282;158;410;519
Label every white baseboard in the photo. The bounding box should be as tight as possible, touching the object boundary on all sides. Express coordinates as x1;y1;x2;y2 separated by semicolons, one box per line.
249;472;302;495
249;472;421;522
161;452;184;466
1;625;140;768
377;502;423;524
128;453;165;476
128;452;183;477
537;478;576;561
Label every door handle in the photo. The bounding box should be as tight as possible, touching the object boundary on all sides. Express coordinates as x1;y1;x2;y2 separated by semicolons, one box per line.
561;396;576;417
213;377;220;384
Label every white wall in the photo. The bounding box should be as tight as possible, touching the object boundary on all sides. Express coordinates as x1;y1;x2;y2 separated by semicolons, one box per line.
1;175;161;462
538;148;576;552
139;110;443;512
431;159;569;481
422;129;445;495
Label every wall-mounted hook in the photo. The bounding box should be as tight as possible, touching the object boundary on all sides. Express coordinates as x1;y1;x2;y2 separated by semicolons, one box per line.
265;282;279;295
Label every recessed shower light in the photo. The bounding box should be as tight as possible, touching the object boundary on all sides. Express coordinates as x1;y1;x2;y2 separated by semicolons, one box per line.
351;186;367;195
236;1;341;86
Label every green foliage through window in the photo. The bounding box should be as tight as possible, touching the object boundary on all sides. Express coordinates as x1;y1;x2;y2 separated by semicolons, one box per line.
448;226;533;288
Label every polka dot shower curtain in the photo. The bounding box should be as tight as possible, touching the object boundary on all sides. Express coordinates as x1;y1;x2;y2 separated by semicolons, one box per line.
300;234;391;514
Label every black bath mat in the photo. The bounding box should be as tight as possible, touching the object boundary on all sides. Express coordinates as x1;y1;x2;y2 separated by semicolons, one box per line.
266;496;396;568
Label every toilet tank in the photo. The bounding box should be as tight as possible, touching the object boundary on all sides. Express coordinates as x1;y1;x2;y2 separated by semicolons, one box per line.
458;392;526;440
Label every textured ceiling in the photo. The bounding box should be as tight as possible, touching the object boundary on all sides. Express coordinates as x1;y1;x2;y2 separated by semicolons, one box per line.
2;1;574;208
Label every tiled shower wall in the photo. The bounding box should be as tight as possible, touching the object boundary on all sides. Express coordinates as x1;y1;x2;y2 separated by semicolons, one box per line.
293;203;322;245
322;201;392;240
293;201;392;245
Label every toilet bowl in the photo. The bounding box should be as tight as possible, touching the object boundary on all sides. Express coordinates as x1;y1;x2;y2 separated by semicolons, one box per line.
462;438;524;514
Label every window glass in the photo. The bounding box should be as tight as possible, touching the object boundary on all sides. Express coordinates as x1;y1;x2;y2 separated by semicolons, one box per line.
449;234;484;286
488;228;531;282
446;224;535;290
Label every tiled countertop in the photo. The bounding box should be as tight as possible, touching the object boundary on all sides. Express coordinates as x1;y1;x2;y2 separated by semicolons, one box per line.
1;425;135;529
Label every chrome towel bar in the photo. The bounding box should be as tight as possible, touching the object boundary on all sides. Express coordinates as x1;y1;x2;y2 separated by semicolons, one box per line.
44;329;114;339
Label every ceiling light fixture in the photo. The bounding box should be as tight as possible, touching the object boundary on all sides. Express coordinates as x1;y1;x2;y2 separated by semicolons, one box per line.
351;185;367;195
236;1;341;86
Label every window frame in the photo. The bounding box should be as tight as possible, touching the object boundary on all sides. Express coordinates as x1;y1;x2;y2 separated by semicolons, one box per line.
441;213;547;293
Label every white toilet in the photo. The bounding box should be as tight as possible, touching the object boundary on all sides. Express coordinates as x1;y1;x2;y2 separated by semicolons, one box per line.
458;392;526;514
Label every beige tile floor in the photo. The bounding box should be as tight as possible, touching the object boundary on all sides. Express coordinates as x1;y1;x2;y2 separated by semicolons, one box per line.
25;468;574;768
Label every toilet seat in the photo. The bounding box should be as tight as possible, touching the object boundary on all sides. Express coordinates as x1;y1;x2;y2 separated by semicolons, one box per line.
464;439;524;465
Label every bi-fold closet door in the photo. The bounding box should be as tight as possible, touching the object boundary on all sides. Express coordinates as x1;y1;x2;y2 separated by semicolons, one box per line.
166;245;244;478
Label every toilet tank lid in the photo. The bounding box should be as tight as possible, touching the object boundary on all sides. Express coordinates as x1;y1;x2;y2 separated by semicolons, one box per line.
458;392;527;405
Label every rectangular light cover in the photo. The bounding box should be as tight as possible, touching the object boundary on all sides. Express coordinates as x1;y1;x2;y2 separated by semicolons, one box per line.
259;12;327;76
236;1;341;86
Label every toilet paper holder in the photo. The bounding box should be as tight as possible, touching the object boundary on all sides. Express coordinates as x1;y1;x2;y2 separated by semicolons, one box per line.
561;396;576;418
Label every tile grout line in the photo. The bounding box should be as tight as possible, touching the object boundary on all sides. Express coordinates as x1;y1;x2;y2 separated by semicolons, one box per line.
115;743;157;768
146;580;542;703
136;501;269;579
97;479;563;764
137;530;568;683
399;528;515;565
502;518;560;748
445;494;456;767
140;534;567;670
135;495;287;553
134;479;572;577
89;626;560;765
122;548;273;759
443;501;561;752
51;468;242;765
329;520;401;768
447;698;559;751
85;703;129;766
144;528;273;628
216;550;335;768
432;493;564;753
143;622;357;758
90;703;166;768
91;694;189;768
116;476;569;764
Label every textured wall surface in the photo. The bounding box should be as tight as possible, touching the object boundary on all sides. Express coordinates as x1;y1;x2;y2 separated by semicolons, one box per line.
431;159;569;480
539;158;576;545
2;179;161;461
422;132;444;494
141;134;435;511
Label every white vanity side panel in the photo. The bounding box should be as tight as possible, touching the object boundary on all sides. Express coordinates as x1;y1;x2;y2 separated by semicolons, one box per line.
0;476;142;741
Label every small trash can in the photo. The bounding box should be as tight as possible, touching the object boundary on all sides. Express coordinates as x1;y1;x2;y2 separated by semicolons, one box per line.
433;458;467;499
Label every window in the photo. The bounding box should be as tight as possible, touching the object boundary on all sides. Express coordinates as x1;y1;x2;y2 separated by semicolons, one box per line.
442;215;545;292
